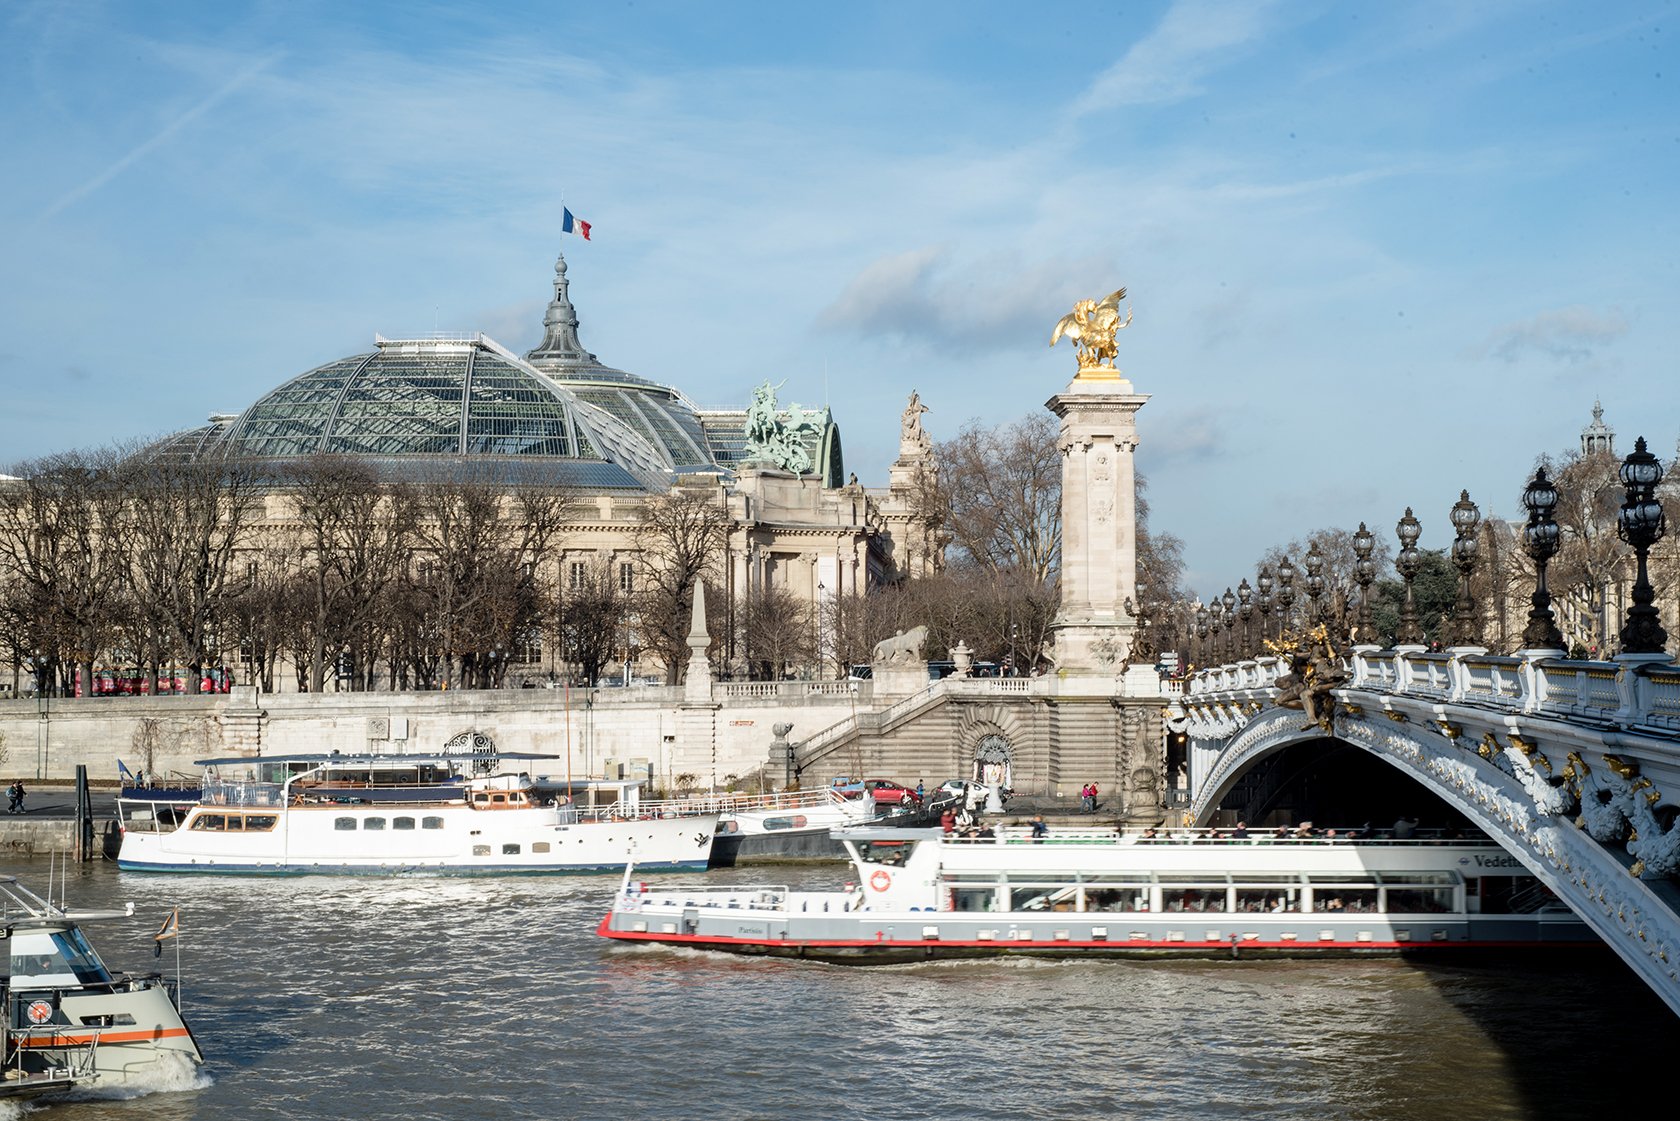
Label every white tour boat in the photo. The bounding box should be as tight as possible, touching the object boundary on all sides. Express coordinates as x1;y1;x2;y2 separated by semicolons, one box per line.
118;751;718;875
707;787;896;867
599;825;1596;962
0;877;202;1094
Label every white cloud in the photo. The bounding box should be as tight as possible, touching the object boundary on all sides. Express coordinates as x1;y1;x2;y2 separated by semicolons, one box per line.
1475;306;1630;365
1073;0;1277;116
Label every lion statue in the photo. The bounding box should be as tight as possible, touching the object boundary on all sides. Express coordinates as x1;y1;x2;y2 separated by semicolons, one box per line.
871;625;930;668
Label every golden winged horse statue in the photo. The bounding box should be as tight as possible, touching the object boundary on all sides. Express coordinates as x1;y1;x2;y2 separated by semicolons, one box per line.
1050;287;1132;372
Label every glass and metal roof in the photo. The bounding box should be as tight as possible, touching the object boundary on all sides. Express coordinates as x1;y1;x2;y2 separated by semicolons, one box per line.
142;247;842;492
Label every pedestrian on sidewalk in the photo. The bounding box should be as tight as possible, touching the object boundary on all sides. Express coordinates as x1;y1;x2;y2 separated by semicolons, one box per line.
7;780;25;815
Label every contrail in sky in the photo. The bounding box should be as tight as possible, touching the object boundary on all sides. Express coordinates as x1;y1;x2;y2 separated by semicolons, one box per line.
37;52;282;222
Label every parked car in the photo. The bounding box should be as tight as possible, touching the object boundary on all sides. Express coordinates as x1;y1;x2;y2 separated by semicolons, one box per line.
933;779;1012;807
833;778;920;806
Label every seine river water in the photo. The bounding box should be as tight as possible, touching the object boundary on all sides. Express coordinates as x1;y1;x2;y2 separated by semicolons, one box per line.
9;856;1676;1121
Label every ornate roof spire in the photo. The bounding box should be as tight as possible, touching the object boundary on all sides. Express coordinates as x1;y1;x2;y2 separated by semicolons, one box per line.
525;248;599;367
1581;397;1615;457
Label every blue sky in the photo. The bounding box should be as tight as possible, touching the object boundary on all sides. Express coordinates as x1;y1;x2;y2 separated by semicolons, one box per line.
2;0;1675;594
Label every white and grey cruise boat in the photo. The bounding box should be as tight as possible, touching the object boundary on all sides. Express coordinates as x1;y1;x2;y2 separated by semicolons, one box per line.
118;751;717;875
599;825;1596;962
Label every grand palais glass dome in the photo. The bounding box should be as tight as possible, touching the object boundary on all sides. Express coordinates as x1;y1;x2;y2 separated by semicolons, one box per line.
154;251;843;491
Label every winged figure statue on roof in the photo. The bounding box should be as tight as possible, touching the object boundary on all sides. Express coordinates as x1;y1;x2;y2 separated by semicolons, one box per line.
1050;287;1132;373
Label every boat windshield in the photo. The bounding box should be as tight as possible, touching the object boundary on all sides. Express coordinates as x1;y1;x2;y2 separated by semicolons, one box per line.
8;928;113;989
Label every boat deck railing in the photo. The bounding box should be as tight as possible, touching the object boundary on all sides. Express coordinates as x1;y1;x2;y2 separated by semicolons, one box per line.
198;778;286;807
945;827;1492;846
618;883;852;915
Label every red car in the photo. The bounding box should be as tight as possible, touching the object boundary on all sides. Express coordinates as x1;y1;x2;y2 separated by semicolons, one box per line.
854;779;920;806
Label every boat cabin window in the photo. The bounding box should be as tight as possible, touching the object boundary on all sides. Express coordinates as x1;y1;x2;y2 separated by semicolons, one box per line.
189;812;278;832
1010;883;1080;912
949;887;998;912
472;845;491;856
1163;888;1228;913
393;817;416;831
1305;878;1379;913
422;817;444;830
364;817;386;831
502;844;520;855
1235;888;1301;913
857;841;911;866
1383;887;1454;913
9;929;112;988
335;817;356;831
532;842;550;854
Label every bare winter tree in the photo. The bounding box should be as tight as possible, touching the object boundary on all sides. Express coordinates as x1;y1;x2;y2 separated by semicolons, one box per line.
404;475;572;690
0;448;130;695
635;483;728;683
741;584;814;680
285;457;416;692
558;558;631;685
937;413;1061;583
120;455;261;694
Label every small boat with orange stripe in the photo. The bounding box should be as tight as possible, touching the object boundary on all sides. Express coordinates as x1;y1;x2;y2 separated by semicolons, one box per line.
599;825;1598;963
0;876;202;1094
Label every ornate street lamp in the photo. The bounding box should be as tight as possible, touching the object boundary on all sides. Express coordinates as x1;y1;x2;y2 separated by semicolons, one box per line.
1395;507;1424;645
1521;467;1565;652
1618;437;1669;656
1448;491;1482;648
1351;522;1377;644
1237;578;1255;656
1256;566;1275;648
1208;599;1225;665
1276;556;1297;636
1195;602;1210;667
1221;587;1238;662
1303;544;1326;627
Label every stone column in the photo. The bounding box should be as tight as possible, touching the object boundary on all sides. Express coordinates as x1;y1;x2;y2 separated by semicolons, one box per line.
1046;371;1149;685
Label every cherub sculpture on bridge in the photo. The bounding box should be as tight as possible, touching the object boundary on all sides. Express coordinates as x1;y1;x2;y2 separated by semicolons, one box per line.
1267;624;1347;735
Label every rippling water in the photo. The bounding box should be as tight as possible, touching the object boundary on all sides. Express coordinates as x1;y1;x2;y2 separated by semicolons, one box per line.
9;857;1675;1120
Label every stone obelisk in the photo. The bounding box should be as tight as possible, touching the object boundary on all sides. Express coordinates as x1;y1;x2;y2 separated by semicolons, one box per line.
1046;288;1150;688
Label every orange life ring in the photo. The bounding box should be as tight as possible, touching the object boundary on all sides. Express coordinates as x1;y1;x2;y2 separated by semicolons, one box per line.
25;1000;52;1025
869;869;892;892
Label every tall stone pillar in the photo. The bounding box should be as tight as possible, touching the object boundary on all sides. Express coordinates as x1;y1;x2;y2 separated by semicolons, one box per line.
1046;368;1149;682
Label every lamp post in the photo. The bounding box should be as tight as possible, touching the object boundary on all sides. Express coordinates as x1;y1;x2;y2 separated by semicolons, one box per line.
1276;556;1297;637
1303;544;1326;628
1448;491;1482;648
1221;587;1237;662
1351;523;1376;644
1237;579;1254;656
1256;567;1275;649
1208;599;1225;665
1617;437;1669;656
1194;602;1209;668
816;581;826;679
1395;507;1424;645
1520;467;1565;652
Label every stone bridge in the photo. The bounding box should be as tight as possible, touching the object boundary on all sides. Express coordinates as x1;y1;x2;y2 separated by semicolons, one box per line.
1171;646;1680;1015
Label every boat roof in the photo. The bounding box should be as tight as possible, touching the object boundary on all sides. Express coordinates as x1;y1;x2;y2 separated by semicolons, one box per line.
193;751;560;767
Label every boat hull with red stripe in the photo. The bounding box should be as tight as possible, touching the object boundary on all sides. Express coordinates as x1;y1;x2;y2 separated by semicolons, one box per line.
599;825;1598;963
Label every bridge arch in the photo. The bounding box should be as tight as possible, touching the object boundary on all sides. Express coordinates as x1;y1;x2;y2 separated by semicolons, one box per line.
1187;703;1680;1016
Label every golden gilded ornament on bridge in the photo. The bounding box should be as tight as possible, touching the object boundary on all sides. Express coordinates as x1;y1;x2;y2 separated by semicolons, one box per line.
1050;287;1132;377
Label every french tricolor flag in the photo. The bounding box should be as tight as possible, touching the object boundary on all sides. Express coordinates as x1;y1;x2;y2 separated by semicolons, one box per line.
562;207;592;241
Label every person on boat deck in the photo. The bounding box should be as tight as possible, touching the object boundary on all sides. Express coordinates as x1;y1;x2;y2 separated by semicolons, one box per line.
940;809;957;834
1029;816;1048;841
1139;826;1159;842
1231;821;1249;839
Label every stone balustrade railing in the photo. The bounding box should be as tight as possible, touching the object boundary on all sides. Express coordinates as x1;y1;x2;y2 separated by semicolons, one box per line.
1183;648;1680;735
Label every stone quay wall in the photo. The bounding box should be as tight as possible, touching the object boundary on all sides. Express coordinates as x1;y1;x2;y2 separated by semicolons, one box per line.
0;684;866;792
